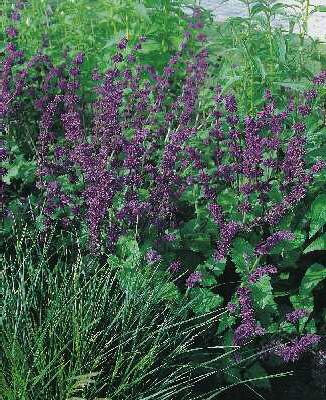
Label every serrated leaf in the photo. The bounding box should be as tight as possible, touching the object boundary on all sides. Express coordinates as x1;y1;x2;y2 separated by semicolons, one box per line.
309;194;326;238
231;238;253;276
116;235;141;261
251;275;277;310
217;313;236;334
300;263;326;292
206;258;226;277
303;233;326;253
190;288;223;315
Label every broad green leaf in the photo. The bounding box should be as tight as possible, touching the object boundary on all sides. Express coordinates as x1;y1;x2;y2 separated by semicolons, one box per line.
251;275;277;311
217;313;236;334
300;263;326;293
189;235;211;253
303;233;326;253
190;288;223;315
309;194;326;238
243;362;271;390
116;234;141;262
231;238;253;276
291;263;326;311
206;258;226;277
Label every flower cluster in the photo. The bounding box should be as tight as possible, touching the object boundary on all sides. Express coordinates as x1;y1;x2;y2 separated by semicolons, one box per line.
233;287;265;347
286;309;310;324
255;231;295;255
186;271;202;288
249;264;277;283
273;334;322;362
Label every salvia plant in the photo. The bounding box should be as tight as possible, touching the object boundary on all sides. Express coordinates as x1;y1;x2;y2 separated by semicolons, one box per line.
1;0;326;398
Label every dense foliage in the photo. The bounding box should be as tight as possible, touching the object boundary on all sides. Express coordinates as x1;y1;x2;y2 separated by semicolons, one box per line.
1;1;326;399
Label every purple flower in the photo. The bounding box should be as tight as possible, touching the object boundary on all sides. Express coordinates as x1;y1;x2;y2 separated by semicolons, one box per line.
74;52;84;65
224;94;237;113
233;287;265;346
11;10;21;21
286;309;310;324
146;249;161;264
227;302;237;313
214;221;241;260
312;70;326;85
293;122;306;134
163;233;176;242
208;203;224;226
274;334;321;362
0;147;9;161
255;231;295;255
91;69;101;81
304;89;317;101
5;26;18;38
186;271;202;288
112;53;123;63
249;264;277;283
311;160;326;174
170;260;181;272
117;37;128;49
298;104;311;116
126;54;136;63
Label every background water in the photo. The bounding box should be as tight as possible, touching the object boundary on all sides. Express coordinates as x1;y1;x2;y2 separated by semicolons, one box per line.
198;0;326;39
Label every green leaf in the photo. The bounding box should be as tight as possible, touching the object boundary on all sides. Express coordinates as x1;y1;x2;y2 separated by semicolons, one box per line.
231;238;253;276
189;236;211;253
3;166;19;184
251;275;277;311
303;233;326;253
217;313;236;334
291;263;326;311
309;194;326;238
243;362;271;390
206;258;226;277
300;263;326;293
116;234;141;262
190;288;223;315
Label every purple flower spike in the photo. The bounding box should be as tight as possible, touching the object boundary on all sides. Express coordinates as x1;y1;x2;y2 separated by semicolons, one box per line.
312;70;326;85
186;271;202;288
117;37;128;49
74;52;84;65
214;221;241;261
11;10;21;21
5;26;18;38
255;231;295;255
274;334;321;363
112;53;123;63
286;309;310;324
233;287;265;346
146;249;161;264
170;260;181;273
249;264;277;283
311;160;326;174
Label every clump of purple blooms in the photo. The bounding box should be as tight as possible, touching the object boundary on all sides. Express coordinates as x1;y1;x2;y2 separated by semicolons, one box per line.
255;231;295;255
286;309;310;324
249;264;277;283
233;287;265;347
186;271;202;288
146;249;162;264
273;334;322;362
